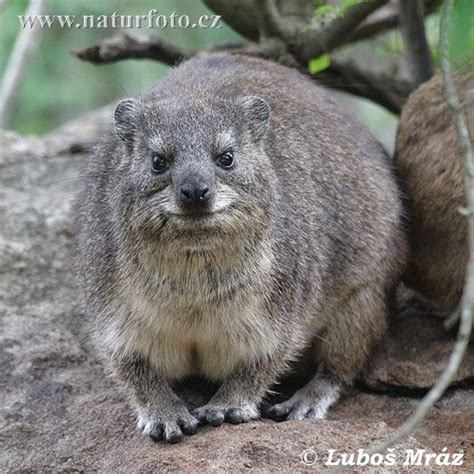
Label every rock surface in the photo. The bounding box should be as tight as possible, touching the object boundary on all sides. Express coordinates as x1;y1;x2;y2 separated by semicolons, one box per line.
362;295;474;390
0;113;472;472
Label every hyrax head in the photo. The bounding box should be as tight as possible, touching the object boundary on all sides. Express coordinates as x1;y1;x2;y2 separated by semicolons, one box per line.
113;92;275;247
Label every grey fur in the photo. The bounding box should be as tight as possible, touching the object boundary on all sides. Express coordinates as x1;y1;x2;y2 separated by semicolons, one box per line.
74;53;407;443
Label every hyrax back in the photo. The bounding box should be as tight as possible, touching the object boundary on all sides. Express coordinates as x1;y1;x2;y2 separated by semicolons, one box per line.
395;71;473;311
75;53;407;442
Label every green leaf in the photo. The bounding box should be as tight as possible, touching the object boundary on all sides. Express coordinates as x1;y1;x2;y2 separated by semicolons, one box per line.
450;0;474;62
314;5;333;15
308;54;331;74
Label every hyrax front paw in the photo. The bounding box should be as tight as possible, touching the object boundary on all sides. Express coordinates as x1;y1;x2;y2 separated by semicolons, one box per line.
192;401;259;426
137;405;199;443
262;374;342;421
262;395;329;421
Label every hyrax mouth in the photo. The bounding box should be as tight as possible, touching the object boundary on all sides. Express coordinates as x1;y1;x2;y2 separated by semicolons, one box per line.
167;209;229;231
170;209;226;219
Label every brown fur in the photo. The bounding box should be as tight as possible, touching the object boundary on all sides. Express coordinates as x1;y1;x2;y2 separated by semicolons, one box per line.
395;71;473;311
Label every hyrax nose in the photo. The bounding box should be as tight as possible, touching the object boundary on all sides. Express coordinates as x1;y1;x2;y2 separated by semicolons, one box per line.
179;181;212;211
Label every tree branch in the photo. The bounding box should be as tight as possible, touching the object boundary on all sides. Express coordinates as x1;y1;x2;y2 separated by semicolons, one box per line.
398;0;434;85
296;0;389;62
258;0;298;39
440;0;474;335
236;0;390;61
73;0;416;116
74;33;412;114
347;0;442;43
334;1;473;465
203;0;315;42
73;33;190;66
204;0;441;51
312;60;413;114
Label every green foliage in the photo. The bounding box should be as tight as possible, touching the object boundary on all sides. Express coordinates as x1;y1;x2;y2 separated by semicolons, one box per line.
425;0;473;67
450;0;474;62
308;54;331;74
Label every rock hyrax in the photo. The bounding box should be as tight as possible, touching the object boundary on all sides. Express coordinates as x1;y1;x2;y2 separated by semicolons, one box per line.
75;53;407;443
395;71;472;312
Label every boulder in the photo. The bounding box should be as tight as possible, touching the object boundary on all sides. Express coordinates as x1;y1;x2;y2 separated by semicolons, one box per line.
362;295;474;390
0;114;472;471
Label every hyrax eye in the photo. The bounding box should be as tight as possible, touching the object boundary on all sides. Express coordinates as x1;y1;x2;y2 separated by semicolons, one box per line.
151;153;169;174
216;150;235;169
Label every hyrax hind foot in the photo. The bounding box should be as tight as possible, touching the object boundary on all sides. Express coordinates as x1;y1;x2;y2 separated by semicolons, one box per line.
137;403;199;443
193;400;259;426
262;370;344;421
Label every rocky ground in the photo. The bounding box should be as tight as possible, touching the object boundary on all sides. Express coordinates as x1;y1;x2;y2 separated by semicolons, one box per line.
0;110;473;472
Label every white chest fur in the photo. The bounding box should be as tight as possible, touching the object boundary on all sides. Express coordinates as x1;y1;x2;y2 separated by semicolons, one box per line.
104;245;279;380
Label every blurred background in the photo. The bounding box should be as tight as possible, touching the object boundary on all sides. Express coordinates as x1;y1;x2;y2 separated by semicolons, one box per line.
0;0;472;150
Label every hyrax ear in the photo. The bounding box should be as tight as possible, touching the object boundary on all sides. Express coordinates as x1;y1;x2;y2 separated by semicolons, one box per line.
114;98;139;145
237;95;270;142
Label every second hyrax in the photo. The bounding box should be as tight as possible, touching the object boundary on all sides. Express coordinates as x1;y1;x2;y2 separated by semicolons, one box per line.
75;53;407;442
395;71;472;311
